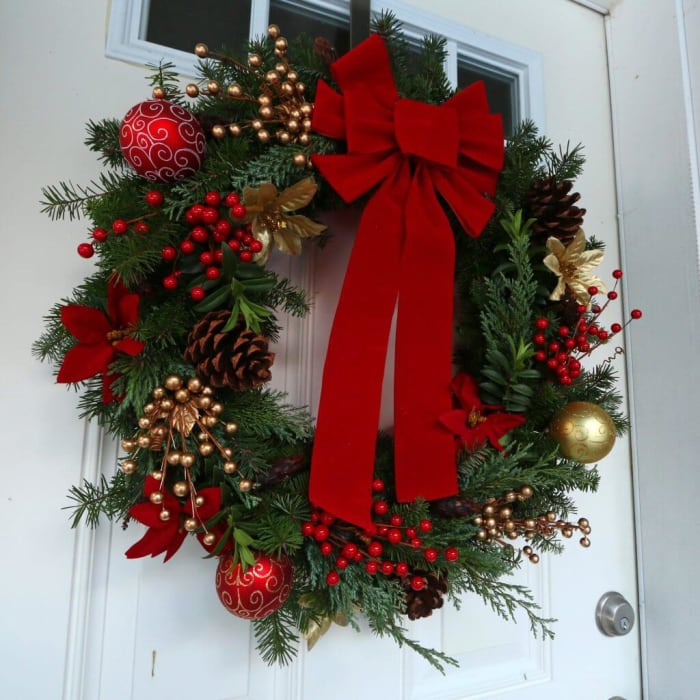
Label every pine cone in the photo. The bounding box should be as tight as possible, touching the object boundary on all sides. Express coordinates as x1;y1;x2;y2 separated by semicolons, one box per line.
256;454;308;487
400;570;448;621
524;178;586;246
431;495;479;518
184;311;275;390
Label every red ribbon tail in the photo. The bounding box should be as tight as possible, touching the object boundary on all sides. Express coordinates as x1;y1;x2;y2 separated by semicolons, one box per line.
394;171;459;503
310;171;408;529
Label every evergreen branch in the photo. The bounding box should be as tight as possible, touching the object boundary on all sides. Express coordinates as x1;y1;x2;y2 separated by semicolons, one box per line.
84;118;126;169
253;606;299;665
64;473;134;528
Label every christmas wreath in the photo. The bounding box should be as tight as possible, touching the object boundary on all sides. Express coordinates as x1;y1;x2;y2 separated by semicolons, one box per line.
35;17;640;670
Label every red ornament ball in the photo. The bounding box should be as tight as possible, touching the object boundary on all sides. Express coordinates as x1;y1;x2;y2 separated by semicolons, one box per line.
215;553;293;620
119;100;206;182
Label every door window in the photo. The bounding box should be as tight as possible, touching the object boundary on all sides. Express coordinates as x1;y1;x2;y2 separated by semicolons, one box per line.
106;0;539;135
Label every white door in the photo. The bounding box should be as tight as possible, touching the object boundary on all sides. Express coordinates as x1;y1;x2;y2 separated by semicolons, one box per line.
2;1;641;699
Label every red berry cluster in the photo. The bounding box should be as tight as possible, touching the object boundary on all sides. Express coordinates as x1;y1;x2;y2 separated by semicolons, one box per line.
76;189;164;259
301;479;459;590
533;270;642;384
161;191;261;301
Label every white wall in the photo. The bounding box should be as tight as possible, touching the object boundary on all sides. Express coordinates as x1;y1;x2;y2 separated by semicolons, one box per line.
0;1;148;694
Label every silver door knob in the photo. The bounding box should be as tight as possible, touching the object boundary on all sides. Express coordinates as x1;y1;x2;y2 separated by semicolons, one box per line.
595;591;635;636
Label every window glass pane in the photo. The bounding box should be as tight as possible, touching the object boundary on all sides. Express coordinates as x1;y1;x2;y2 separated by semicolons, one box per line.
457;60;517;137
270;0;350;56
145;0;252;54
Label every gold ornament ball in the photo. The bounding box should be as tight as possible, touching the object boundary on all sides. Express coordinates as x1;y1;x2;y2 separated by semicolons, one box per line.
137;435;151;448
228;84;243;98
143;402;156;415
159;509;171;521
229;124;242;137
160;399;174;412
248;54;262;67
121;438;137;452
180;453;196;469
275;37;288;52
224;460;238;474
194;43;209;58
258;129;270;143
121;460;137;474
138;417;151;429
278;131;291;145
259;106;273;120
265;71;280;84
238;479;253;492
152;86;166;100
185;84;199;98
287;71;299;84
175;388;190;403
198;395;212;409
207;80;220;95
293;153;307;167
520;485;534;499
210;402;223;415
165;375;182;391
184;517;199;532
151;470;163;481
166;450;181;465
549;401;616;463
173;481;189;497
203;532;217;546
195;495;205;507
150;491;164;505
225;422;239;434
199;442;215;456
212;125;227;139
152;387;166;399
267;24;280;39
187;377;203;393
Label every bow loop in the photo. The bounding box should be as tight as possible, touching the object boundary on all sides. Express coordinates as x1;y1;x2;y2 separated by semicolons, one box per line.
394;100;458;168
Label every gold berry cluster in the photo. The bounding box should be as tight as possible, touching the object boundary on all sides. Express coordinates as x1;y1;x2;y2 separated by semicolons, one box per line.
474;486;592;563
120;376;252;536
188;25;312;167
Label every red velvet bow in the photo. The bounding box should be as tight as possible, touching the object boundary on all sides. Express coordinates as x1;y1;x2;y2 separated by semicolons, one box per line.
309;35;504;528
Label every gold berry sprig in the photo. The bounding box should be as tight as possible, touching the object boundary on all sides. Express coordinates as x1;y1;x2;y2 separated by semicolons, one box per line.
187;25;312;167
473;486;592;563
120;375;252;538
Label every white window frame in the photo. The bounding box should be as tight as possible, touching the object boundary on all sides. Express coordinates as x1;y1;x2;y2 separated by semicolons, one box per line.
106;0;543;127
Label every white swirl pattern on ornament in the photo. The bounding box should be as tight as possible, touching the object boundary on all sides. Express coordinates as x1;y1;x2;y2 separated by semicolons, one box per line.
119;100;206;182
215;554;293;620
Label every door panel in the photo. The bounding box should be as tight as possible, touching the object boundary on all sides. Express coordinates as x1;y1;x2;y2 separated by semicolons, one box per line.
7;1;641;698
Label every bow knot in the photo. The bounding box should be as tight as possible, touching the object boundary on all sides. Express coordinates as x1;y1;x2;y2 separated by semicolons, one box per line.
394;99;458;168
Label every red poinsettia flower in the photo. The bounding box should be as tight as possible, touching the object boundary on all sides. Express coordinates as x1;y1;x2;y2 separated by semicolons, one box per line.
125;476;222;562
439;373;526;451
56;276;145;403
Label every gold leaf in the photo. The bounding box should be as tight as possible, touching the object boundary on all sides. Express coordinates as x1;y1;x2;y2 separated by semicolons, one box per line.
275;177;318;212
272;224;303;255
283;213;326;239
170;402;199;437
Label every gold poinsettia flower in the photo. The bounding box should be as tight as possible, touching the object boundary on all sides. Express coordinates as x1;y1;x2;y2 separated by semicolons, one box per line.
242;177;326;264
543;229;607;305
